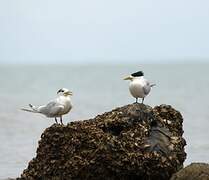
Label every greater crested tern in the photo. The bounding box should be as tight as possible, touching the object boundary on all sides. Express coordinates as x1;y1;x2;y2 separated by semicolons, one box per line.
21;88;73;124
124;71;155;103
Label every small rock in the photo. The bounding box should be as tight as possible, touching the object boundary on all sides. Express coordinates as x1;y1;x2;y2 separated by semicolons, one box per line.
170;163;209;180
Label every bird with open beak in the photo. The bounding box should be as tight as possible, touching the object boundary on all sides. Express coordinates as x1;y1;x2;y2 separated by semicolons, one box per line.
21;88;73;124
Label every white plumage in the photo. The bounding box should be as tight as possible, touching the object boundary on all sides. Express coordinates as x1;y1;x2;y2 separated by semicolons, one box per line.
21;88;73;124
124;71;155;103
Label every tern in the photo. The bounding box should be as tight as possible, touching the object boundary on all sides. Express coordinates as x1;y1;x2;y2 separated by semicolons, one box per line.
124;71;155;103
21;88;73;124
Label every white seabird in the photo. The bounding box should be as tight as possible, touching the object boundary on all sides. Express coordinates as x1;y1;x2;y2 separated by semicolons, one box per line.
21;88;73;124
124;71;155;103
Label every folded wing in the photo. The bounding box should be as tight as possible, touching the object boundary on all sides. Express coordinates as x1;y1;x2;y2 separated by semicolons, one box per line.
38;101;65;117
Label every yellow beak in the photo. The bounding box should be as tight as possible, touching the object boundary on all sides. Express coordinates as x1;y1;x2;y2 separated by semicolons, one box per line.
64;91;73;96
123;75;133;80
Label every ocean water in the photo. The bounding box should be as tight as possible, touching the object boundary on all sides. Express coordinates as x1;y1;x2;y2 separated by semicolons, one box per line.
0;63;209;179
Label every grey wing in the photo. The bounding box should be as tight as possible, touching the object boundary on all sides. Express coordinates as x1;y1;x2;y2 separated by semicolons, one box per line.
143;82;151;95
38;101;64;117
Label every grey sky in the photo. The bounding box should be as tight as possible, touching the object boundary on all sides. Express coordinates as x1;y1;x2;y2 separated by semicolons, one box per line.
0;0;209;64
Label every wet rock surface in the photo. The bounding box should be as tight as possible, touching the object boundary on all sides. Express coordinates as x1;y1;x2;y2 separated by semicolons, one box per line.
170;163;209;180
18;103;186;180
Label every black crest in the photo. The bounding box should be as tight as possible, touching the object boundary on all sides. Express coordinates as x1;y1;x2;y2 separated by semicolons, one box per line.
131;71;144;77
57;89;64;94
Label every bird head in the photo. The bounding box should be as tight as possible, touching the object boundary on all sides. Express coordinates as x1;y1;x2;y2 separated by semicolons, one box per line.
57;88;73;96
123;71;144;81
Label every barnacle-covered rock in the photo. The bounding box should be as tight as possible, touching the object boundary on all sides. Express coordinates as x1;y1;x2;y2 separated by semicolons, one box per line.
18;103;186;180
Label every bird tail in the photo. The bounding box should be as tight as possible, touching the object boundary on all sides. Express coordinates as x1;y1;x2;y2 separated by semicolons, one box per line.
21;104;39;113
150;83;156;87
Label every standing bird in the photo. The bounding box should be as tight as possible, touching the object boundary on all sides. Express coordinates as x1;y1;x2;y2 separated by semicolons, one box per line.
124;71;155;103
21;88;73;124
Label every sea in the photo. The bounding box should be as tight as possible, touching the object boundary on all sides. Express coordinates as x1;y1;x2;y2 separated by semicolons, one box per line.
0;63;209;179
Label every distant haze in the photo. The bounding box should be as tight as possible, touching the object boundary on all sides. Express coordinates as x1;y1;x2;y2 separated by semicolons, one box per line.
0;0;209;64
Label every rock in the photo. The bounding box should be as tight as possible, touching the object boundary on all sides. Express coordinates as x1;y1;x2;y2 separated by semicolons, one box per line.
18;103;186;180
170;163;209;180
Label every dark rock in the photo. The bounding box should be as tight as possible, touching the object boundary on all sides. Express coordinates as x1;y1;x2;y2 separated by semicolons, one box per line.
170;163;209;180
18;103;186;180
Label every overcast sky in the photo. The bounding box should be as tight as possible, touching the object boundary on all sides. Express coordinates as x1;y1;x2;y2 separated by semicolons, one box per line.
0;0;209;64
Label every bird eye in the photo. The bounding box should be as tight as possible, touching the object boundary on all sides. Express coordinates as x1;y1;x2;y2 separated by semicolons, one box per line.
57;89;64;94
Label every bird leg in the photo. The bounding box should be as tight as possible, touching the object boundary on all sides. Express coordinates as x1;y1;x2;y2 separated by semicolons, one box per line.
142;98;144;104
135;98;138;103
55;117;58;124
60;116;63;125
